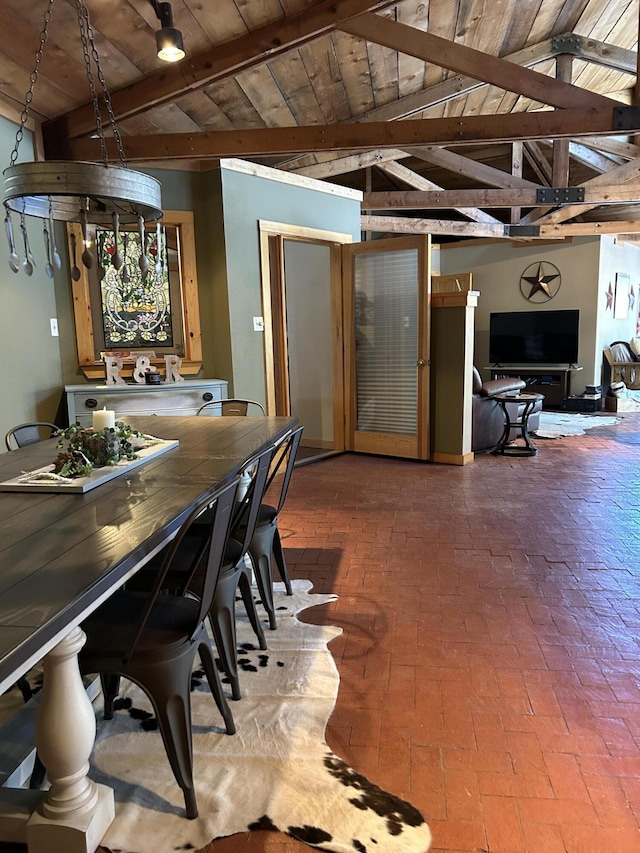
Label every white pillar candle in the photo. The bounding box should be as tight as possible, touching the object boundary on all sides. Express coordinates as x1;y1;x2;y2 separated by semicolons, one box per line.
93;407;116;431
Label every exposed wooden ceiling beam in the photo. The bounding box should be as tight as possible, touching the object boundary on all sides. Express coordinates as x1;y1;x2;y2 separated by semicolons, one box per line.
361;215;507;238
540;220;640;236
339;14;620;112
286;148;410;178
70;106;640;162
569;141;622;172
51;0;401;141
552;33;637;74
578;136;640;159
361;214;640;238
524;151;640;225
511;142;524;225
356;34;639;125
523;141;553;185
355;39;558;123
362;186;640;210
404;146;540;189
376;161;501;224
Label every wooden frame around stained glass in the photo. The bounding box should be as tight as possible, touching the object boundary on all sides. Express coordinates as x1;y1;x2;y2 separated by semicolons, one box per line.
69;210;203;380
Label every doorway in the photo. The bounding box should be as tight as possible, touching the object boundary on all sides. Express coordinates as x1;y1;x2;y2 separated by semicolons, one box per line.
259;221;351;460
260;225;432;462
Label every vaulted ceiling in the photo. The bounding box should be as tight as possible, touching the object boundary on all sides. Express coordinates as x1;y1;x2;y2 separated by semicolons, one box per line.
1;0;640;242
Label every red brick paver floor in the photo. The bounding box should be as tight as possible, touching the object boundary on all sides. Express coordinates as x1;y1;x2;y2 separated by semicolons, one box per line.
3;412;639;853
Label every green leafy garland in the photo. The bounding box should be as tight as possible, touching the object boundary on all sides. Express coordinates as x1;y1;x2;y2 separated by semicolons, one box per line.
53;421;147;478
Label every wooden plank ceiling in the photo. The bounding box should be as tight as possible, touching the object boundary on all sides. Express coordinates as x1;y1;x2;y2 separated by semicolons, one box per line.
1;0;639;240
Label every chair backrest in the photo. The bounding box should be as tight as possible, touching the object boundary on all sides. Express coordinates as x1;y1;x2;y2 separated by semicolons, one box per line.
221;399;266;416
198;399;266;417
5;422;58;451
264;426;304;515
123;476;241;661
230;443;275;556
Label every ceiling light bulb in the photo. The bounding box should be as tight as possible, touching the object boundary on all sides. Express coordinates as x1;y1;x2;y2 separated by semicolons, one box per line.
153;2;185;62
156;27;185;62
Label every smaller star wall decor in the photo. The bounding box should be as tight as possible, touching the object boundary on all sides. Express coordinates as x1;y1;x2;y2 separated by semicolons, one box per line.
606;282;614;310
629;285;636;313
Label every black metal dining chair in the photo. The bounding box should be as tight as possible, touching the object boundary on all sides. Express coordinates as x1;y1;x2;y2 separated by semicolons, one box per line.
209;443;274;699
78;476;240;820
246;426;303;629
129;443;276;701
5;422;58;451
198;398;266;416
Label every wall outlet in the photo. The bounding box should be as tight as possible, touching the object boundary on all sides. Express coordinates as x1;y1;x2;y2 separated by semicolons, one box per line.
50;318;59;337
253;316;264;332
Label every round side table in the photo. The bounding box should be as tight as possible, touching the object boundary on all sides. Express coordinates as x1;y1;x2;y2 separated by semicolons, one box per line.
493;392;544;457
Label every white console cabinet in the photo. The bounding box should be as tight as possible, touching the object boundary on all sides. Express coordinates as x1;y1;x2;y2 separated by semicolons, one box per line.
65;379;228;427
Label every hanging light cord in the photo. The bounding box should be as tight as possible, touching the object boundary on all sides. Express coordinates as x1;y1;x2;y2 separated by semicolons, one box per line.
76;0;127;169
9;0;127;171
9;0;55;167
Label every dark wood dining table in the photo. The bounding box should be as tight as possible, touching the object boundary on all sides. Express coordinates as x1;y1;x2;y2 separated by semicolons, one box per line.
0;414;296;853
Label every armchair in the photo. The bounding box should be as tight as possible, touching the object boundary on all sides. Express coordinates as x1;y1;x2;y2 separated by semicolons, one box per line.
604;340;640;391
472;367;542;453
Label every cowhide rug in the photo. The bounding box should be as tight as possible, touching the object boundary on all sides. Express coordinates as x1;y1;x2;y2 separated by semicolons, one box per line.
92;580;432;853
533;410;620;438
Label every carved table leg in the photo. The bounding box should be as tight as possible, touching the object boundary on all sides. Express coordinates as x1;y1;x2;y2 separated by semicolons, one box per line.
26;626;114;853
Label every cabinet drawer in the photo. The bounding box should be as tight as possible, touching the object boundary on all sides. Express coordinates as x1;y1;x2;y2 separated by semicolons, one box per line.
74;403;222;427
66;380;228;424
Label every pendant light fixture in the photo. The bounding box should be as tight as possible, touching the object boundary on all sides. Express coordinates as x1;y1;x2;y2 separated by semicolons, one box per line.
152;1;185;63
2;0;163;277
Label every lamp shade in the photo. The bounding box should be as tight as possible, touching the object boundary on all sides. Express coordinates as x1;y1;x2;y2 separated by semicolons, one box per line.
156;26;185;62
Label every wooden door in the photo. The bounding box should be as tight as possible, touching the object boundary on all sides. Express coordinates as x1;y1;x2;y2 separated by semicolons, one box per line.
342;235;431;460
260;223;349;453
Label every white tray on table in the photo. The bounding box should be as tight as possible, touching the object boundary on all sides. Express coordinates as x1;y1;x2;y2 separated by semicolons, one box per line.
0;438;179;494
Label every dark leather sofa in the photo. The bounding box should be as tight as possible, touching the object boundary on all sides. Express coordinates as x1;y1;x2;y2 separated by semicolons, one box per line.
472;367;542;453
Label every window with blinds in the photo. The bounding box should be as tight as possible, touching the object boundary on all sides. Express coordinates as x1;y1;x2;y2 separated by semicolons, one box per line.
353;249;418;435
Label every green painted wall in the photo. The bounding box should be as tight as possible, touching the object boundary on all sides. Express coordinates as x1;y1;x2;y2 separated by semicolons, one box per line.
217;164;361;401
0;116;66;449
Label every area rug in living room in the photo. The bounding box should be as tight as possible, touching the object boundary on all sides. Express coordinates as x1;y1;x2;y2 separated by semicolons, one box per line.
94;580;432;853
532;410;620;439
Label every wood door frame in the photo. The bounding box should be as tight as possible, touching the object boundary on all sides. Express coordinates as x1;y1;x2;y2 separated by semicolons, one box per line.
258;220;352;451
342;234;432;460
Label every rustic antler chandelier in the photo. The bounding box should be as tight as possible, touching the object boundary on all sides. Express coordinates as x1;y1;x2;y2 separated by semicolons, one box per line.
3;0;162;277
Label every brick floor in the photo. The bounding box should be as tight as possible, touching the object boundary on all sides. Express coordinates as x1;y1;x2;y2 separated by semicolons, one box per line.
4;412;639;853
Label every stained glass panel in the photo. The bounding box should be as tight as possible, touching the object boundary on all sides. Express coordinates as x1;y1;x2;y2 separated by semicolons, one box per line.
96;227;173;349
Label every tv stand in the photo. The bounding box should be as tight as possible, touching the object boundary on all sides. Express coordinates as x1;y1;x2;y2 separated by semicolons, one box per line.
486;366;582;408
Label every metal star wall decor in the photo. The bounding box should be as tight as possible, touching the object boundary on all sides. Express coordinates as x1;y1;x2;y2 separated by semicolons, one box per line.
519;261;562;302
629;284;636;313
606;282;614;310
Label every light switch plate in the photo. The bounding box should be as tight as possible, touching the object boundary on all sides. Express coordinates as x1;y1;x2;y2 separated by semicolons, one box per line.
253;316;264;332
50;318;59;337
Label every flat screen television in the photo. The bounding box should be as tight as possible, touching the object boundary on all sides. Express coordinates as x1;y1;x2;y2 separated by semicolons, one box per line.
489;309;579;365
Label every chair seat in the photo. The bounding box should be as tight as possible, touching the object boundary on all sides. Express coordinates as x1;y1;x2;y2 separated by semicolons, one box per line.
127;535;245;594
82;591;203;660
256;503;277;525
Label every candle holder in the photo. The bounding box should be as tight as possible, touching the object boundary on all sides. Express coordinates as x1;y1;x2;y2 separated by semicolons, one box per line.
53;421;144;478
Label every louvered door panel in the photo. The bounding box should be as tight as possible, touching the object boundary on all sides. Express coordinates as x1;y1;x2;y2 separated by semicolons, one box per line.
343;236;431;460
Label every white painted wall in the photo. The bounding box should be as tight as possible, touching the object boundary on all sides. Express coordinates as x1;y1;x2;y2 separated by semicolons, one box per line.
438;236;640;395
595;237;640;381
